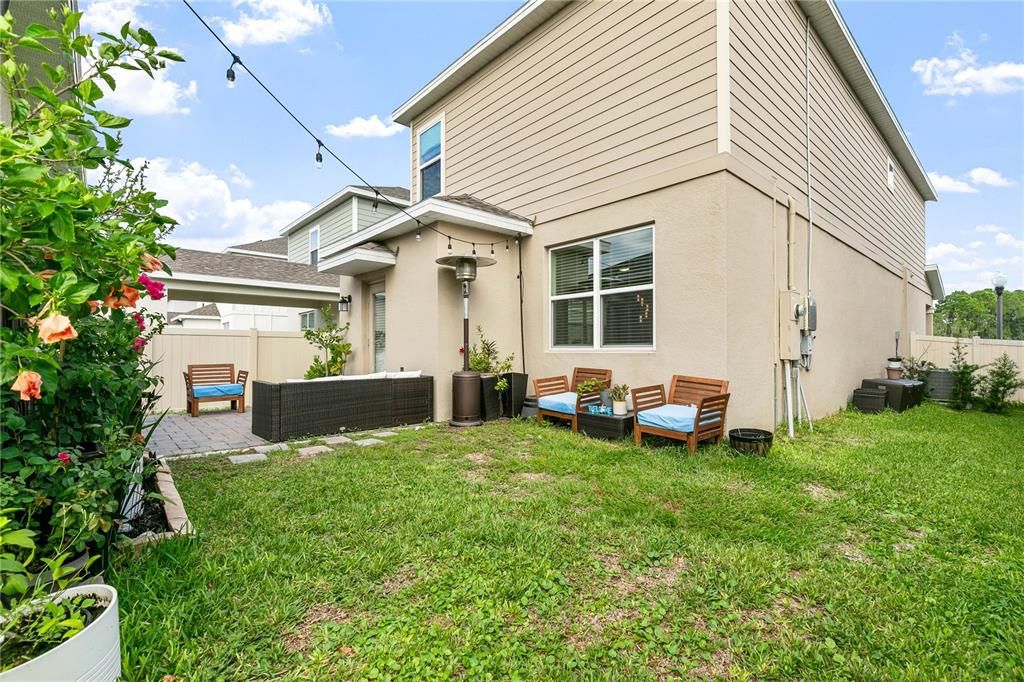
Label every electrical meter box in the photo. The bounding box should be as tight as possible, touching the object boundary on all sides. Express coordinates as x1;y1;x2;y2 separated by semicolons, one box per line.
805;295;817;332
779;289;803;360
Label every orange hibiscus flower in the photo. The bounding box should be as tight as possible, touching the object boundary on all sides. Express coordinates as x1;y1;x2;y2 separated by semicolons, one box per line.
11;370;42;400
104;284;140;309
141;253;164;272
37;313;78;344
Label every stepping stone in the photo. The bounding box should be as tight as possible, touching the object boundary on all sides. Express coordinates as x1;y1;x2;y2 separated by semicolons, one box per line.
324;435;353;445
228;453;268;465
297;445;331;459
371;431;398;438
354;439;385;447
253;443;289;453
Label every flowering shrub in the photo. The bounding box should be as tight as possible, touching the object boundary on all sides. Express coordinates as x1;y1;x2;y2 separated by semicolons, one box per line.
0;5;180;612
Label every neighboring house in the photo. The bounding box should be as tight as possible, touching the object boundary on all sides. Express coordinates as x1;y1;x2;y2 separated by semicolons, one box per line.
315;0;945;428
168;303;223;329
149;236;343;333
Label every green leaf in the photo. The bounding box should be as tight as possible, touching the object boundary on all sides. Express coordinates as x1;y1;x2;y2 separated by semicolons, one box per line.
17;36;53;53
157;49;185;62
1;528;37;549
64;10;83;33
76;79;103;104
66;282;98;305
24;23;59;39
94;111;131;129
137;27;157;47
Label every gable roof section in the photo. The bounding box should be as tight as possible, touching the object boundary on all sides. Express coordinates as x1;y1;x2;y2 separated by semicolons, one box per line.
278;185;411;237
161;249;340;289
391;0;935;202
169;303;221;323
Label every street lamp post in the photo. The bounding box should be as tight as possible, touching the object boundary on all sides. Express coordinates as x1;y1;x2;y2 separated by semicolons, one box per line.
993;272;1007;340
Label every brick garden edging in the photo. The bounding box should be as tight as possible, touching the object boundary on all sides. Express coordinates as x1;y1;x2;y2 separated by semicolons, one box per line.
130;462;195;548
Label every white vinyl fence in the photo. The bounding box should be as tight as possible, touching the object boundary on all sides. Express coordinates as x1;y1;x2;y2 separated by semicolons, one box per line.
910;333;1024;402
145;328;320;412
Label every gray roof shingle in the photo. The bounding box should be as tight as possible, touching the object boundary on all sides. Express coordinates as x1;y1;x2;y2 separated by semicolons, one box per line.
227;237;288;256
164;249;340;288
353;185;411;201
434;194;530;222
169;303;221;322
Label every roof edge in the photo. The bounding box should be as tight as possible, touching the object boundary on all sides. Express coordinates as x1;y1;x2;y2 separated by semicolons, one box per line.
279;185;412;236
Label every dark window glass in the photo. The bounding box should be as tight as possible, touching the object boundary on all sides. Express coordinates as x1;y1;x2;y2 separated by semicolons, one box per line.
551;243;593;295
552;298;593;347
421;160;441;199
602;290;653;346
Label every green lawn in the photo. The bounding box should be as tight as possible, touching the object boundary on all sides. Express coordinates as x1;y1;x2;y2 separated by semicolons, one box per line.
110;403;1024;680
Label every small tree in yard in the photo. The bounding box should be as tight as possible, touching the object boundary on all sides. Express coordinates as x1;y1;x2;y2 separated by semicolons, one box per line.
976;353;1024;414
303;306;353;378
949;338;979;411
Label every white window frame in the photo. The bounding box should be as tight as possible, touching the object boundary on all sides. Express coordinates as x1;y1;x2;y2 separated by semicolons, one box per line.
309;225;320;265
415;113;445;201
299;310;316;330
547;224;656;352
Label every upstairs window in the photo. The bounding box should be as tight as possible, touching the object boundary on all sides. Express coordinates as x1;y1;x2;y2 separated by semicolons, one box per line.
887;158;896;193
549;225;654;349
299;310;316;330
309;226;320;265
418;118;443;199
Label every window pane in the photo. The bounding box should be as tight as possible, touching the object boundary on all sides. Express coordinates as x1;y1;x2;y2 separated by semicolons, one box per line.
602;289;653;346
601;228;652;290
310;249;318;266
551;243;593;296
419;122;441;164
421;160;441;199
552;298;593;347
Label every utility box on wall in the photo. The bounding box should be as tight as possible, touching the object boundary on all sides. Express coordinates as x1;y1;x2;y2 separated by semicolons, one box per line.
779;289;803;361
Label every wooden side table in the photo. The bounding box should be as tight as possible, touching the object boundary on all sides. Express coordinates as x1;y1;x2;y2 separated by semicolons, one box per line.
576;410;634;440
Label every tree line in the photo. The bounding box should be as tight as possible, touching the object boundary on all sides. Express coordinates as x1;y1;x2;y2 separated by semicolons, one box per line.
933;289;1023;340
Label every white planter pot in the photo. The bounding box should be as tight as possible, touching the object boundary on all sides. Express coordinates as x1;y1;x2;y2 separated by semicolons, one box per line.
612;400;627;416
1;584;121;682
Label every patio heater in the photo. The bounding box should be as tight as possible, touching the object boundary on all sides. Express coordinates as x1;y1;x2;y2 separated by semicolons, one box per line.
436;253;496;427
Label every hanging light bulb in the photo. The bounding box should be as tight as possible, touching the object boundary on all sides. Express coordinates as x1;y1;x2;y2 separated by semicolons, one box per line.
471;243;477;256
490;243;495;256
415;227;422;242
372;192;379;212
447;237;453;255
505;240;510;252
314;140;323;169
226;55;240;88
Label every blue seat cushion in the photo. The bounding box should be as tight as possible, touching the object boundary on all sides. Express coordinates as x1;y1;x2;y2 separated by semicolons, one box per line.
193;383;244;398
637;404;715;433
537;391;578;415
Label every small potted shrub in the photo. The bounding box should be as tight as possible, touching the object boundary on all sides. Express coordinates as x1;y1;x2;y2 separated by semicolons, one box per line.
468;327;515;420
610;384;630;416
885;357;904;380
0;518;121;681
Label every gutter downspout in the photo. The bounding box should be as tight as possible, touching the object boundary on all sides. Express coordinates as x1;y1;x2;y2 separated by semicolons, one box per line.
804;14;814;309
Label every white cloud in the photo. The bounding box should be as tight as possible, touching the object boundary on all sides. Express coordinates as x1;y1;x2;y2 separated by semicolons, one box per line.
967;167;1014;188
138;158;310;251
976;224;1002;233
228;164;253;189
926;242;969;260
217;0;332;47
912;33;1024;96
994;231;1024;250
101;66;198;116
928;172;977;194
968;241;985;249
81;0;144;35
325;115;404;139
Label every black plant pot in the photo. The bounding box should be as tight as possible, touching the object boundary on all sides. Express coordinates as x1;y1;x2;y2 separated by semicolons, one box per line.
499;372;529;418
78;442;107;462
479;374;502;422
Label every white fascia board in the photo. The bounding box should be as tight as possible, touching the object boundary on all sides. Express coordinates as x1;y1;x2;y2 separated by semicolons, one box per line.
222;248;289;260
319;197;533;260
278;185;411;236
318;246;398;276
151;270;340;295
924;264;944;301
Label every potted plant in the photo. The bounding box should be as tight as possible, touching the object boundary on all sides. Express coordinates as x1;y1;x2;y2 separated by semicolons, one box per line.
610;384;630;416
885;357;904;380
0;517;121;681
468;327;515;421
576;378;607;402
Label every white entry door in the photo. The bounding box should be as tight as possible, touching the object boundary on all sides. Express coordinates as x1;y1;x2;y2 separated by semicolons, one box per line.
371;287;386;372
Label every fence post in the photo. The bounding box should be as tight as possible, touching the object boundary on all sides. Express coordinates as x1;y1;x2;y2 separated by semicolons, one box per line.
249;328;259;387
971;336;981;365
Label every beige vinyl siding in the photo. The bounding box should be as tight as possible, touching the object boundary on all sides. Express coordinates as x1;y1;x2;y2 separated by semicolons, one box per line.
410;0;719;218
729;0;926;289
286;199;354;262
357;199;401;231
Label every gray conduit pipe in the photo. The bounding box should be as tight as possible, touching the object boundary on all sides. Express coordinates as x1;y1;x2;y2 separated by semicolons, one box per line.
784;360;794;438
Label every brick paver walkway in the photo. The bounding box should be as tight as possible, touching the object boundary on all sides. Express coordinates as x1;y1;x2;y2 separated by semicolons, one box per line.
148;411;268;457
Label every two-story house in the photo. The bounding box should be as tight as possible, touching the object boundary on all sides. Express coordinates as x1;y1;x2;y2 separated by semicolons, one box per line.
316;0;943;428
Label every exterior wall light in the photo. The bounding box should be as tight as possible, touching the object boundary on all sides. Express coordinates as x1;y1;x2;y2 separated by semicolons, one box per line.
339;295;352;314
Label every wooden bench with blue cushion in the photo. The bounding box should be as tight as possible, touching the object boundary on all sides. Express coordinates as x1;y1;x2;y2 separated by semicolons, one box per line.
631;375;730;452
534;367;612;432
183;363;249;417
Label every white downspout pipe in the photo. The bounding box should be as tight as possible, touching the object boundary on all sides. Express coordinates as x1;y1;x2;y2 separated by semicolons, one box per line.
784;360;794;438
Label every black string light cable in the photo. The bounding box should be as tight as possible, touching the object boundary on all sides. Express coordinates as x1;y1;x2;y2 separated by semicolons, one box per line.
181;0;510;254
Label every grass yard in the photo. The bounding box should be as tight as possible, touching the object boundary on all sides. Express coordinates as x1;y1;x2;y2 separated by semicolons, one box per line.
110;403;1024;680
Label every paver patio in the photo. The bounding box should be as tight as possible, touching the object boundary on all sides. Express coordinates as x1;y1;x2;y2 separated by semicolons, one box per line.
148;410;268;457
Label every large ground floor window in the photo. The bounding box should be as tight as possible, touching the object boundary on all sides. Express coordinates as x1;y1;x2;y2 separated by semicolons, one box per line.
549;225;654;349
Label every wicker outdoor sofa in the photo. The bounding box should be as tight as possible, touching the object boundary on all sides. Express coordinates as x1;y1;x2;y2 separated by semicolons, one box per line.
251;374;433;441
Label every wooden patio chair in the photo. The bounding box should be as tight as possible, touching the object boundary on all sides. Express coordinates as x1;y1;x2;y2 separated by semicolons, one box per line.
184;363;249;417
631;375;730;452
534;367;612;432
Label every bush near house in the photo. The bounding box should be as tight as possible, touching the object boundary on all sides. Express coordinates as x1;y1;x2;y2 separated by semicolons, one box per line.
0;6;178;661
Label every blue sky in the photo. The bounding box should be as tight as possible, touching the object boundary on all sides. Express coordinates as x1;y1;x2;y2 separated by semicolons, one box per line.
80;0;1023;292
